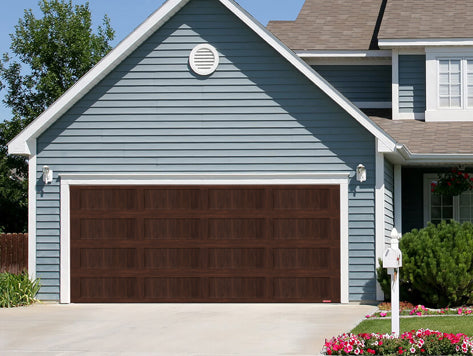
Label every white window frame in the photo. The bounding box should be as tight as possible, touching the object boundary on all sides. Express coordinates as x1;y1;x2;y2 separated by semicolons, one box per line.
58;172;350;305
426;48;473;121
423;173;473;225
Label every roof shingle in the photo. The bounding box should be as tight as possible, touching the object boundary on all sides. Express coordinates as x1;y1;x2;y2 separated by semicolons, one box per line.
267;0;384;50
379;0;473;40
370;116;473;155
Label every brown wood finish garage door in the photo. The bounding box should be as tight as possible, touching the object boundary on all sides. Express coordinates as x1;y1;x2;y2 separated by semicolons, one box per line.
70;185;340;303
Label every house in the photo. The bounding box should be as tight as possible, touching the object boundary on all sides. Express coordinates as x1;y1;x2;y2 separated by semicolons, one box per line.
7;0;473;304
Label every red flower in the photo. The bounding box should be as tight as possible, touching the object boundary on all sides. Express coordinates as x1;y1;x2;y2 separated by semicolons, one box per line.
421;349;425;353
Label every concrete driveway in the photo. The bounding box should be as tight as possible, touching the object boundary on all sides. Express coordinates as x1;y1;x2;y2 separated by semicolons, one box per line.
0;303;376;355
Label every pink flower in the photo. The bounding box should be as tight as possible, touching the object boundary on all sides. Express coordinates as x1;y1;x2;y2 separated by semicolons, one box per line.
380;312;387;317
366;314;371;318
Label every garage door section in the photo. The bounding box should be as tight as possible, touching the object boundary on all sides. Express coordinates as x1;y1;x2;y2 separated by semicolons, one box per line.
70;185;340;303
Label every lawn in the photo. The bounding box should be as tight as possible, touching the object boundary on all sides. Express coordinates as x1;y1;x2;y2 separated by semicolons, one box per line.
351;316;473;336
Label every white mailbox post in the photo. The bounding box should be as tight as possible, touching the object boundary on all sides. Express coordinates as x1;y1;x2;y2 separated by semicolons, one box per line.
383;228;402;336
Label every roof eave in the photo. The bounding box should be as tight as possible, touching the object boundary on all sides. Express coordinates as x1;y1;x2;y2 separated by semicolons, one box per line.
378;38;473;49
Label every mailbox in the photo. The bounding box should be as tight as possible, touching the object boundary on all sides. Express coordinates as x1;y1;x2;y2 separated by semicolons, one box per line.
383;248;402;268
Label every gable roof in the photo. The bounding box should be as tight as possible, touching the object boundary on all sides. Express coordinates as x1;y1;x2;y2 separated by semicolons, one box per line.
267;0;385;51
379;0;473;40
8;0;397;155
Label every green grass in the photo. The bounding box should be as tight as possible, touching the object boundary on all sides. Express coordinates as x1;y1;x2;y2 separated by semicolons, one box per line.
351;316;473;336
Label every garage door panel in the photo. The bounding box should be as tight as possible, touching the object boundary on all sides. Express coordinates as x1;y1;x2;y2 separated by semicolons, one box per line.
77;218;137;240
144;248;201;269
208;218;266;240
273;188;332;210
73;189;139;211
144;188;201;210
79;277;139;299
207;248;266;269
273;218;333;240
144;219;201;240
273;248;330;269
208;189;266;210
144;277;201;299
208;277;266;299
76;248;138;269
273;277;334;300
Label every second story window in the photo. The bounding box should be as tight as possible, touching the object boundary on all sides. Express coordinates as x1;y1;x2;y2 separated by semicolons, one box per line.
438;58;473;109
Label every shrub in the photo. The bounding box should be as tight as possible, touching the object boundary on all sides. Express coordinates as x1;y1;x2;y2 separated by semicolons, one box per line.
323;329;473;355
377;221;473;308
0;272;40;308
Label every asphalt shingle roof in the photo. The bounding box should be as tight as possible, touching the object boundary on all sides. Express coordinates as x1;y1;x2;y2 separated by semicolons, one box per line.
267;0;384;50
379;0;473;40
370;116;473;154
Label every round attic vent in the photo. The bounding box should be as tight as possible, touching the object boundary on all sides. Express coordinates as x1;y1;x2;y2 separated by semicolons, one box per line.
189;44;219;76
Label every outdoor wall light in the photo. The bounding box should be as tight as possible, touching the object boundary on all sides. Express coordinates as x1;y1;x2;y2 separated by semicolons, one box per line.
42;165;53;184
356;164;367;182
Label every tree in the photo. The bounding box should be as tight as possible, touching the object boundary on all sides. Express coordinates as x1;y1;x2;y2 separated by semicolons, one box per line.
0;0;115;232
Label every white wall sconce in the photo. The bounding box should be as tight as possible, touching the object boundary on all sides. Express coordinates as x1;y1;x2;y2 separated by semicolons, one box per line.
42;166;53;184
356;164;367;182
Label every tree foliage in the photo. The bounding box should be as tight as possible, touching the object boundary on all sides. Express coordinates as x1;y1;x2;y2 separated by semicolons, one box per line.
0;0;115;232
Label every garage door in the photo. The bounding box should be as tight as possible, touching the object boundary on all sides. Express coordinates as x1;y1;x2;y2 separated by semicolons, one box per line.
70;185;340;303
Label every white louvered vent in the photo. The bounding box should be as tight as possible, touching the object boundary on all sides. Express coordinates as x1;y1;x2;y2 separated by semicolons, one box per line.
189;44;219;76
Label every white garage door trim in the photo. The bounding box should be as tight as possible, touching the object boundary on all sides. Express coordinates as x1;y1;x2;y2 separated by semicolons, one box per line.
59;173;350;304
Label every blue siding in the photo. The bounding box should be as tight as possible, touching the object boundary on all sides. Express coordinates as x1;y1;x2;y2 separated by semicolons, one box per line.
311;65;392;107
399;55;426;113
384;159;394;242
35;0;377;301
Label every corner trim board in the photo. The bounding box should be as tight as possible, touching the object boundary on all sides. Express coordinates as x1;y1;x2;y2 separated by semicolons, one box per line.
28;142;37;281
375;142;385;301
58;172;350;304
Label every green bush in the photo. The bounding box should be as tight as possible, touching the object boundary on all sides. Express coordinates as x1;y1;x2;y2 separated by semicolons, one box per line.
0;272;41;308
377;221;473;308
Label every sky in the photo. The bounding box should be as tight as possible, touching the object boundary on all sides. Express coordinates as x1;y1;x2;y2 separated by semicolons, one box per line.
0;0;305;122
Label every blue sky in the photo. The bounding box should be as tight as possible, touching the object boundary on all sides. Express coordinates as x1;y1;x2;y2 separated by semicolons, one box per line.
0;0;304;122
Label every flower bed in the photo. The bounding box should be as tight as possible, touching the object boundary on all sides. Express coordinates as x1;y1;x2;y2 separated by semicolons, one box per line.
366;304;473;319
323;329;473;355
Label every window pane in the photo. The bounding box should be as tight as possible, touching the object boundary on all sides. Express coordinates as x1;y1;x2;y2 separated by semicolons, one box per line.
443;207;454;219
450;60;461;72
468;73;473;84
439;85;449;96
451;84;461;96
469;96;473;107
451;73;461;85
439;60;449;72
431;206;442;220
439;73;450;84
439;97;450;107
431;193;441;206
443;194;454;205
451;96;462;107
468;60;473;72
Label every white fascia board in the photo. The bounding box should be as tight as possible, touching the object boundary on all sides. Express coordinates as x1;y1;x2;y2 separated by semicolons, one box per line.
220;0;397;152
9;0;397;154
8;0;191;155
379;38;473;48
296;50;392;58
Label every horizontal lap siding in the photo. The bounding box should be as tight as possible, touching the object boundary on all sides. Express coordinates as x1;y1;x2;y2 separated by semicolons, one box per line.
311;65;392;106
384;159;394;244
399;55;426;114
35;0;376;301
